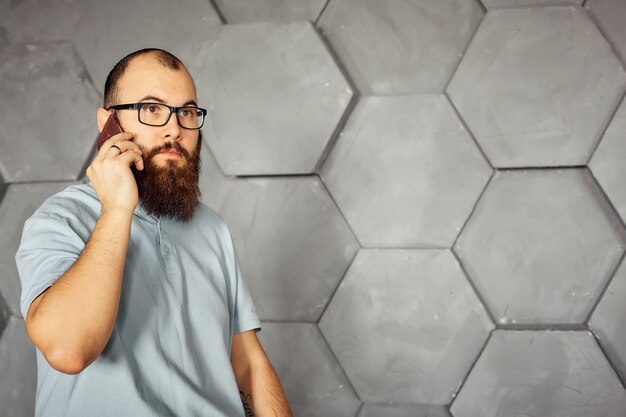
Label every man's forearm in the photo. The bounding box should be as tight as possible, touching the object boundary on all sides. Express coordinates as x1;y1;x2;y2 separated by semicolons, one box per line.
26;207;133;374
237;358;293;417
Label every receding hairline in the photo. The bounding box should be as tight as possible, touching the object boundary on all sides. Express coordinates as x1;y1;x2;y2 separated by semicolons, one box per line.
103;49;189;108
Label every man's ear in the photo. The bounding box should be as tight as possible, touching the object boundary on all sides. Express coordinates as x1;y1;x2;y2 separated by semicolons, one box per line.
96;108;112;133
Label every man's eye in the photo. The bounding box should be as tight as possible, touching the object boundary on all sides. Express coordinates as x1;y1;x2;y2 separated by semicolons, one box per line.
142;105;160;113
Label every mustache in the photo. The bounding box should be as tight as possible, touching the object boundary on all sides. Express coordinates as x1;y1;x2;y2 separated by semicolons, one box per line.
154;142;183;155
147;131;201;157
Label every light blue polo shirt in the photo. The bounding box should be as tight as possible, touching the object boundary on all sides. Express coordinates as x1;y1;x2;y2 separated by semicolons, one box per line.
15;181;261;417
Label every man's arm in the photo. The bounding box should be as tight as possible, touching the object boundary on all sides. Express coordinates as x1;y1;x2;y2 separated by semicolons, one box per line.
25;207;133;374
231;330;293;417
22;125;144;374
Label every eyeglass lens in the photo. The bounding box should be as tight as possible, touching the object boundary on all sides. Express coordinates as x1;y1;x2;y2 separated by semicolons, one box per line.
138;103;204;129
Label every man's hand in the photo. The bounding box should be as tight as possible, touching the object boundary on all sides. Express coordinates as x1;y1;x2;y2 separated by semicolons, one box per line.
87;129;144;214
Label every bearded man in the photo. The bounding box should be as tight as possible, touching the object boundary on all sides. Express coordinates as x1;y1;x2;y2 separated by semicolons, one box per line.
15;48;292;417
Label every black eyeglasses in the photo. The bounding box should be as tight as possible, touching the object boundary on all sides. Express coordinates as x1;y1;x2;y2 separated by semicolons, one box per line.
107;102;207;130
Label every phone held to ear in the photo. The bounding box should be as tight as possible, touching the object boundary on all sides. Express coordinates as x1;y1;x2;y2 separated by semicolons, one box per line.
96;114;123;151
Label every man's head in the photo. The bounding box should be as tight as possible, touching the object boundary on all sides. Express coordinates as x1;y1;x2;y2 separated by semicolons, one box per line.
97;48;203;222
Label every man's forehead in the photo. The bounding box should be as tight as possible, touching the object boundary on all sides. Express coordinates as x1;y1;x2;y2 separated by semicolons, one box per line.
118;55;197;102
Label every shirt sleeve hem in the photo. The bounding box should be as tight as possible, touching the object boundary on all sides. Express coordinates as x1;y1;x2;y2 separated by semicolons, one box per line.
233;320;262;334
21;279;57;319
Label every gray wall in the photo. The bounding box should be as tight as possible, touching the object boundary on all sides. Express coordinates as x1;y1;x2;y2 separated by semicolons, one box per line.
1;0;626;416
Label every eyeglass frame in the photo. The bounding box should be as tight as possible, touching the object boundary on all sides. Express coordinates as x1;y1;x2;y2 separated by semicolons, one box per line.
106;102;207;130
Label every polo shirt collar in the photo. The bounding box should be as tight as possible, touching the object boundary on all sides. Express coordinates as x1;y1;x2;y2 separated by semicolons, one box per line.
84;180;159;223
133;201;159;223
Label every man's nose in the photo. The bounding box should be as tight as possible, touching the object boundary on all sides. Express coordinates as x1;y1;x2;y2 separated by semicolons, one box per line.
163;111;183;140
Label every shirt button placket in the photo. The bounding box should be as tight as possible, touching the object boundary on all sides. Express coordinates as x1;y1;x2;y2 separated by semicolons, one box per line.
157;219;168;257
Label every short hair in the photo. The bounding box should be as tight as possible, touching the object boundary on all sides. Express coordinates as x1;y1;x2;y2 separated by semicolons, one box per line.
103;48;184;108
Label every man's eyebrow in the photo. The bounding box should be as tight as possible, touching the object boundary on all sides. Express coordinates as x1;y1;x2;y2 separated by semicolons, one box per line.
139;95;166;103
139;95;198;107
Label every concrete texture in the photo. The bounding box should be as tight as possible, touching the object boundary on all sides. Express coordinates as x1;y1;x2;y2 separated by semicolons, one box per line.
257;322;361;417
586;0;626;67
213;0;327;23
590;258;626;385
358;404;451;417
0;0;85;44
590;96;626;225
202;173;359;321
0;42;99;182
72;0;221;92
0;319;36;417
483;0;582;8
451;331;626;417
204;20;353;175
318;0;484;94
319;249;493;403
321;95;491;248
3;0;626;415
447;6;626;168
455;169;626;325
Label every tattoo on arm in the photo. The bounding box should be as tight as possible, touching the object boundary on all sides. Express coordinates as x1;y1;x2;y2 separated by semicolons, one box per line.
240;390;255;417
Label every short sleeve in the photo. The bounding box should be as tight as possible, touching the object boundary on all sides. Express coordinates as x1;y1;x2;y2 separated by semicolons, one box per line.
15;213;86;319
222;224;261;335
232;251;261;334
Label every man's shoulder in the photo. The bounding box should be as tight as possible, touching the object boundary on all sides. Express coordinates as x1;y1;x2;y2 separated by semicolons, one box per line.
193;202;228;230
188;202;237;241
32;181;101;222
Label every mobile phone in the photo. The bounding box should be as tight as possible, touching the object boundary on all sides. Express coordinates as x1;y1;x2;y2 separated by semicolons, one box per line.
96;114;123;150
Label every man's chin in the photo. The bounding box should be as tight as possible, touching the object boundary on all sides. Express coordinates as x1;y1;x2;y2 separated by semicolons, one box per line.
131;160;201;222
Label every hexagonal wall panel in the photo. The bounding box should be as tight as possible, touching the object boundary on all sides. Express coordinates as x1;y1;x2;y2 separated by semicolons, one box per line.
586;0;626;66
0;42;100;182
450;331;626;417
0;292;8;335
590;96;626;224
455;169;626;325
201;175;359;321
0;0;85;44
0;319;36;417
72;0;221;91
0;174;6;202
213;0;327;23
204;20;352;175
447;6;626;168
482;0;581;8
321;95;491;248
359;404;451;417
590;258;626;385
257;322;361;417
318;0;484;95
1;182;78;317
319;249;493;403
198;139;237;205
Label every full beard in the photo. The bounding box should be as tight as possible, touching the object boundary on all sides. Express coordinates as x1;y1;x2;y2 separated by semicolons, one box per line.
130;132;203;222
